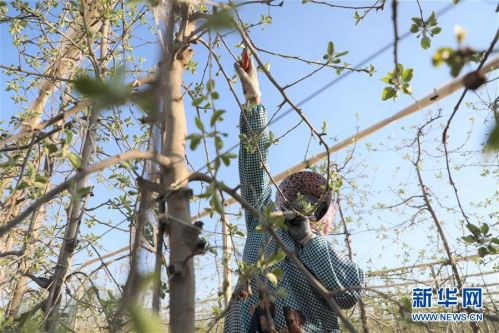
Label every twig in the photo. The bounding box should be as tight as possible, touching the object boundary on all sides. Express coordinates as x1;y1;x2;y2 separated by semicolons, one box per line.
392;0;399;80
0;150;173;237
441;28;499;239
310;0;384;11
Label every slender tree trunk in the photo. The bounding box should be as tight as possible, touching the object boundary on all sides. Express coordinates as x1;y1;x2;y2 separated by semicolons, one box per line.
0;152;43;301
221;213;232;307
152;211;166;312
156;2;199;331
43;106;100;331
41;2;112;328
5;73;75;319
5;207;44;318
123;180;153;322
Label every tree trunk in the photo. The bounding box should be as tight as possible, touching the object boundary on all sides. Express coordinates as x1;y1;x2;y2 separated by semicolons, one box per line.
221;213;232;307
43;106;100;331
5;206;44;318
5;74;75;320
157;2;198;331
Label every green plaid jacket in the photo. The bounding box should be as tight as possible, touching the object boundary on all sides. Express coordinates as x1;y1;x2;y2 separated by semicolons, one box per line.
224;104;364;332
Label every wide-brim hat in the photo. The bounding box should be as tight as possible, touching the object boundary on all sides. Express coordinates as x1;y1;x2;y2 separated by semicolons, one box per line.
275;171;335;235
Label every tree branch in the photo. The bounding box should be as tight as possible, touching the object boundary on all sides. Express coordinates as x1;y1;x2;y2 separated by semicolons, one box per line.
0;151;172;237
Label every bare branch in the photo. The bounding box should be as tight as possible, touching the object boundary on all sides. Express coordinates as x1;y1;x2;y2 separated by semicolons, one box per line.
0;150;172;237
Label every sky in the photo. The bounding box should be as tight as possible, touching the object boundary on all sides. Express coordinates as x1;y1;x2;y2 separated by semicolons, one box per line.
1;0;498;316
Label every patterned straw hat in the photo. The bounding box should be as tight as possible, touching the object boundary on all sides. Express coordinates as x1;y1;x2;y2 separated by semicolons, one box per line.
275;171;336;235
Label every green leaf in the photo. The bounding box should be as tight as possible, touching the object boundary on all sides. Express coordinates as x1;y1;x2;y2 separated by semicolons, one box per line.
335;51;349;58
275;287;287;298
481;223;489;235
431;27;442;35
267;250;286;267
266;272;278;287
484;123;499;152
74;75;131;109
221;152;237;167
490;238;499;245
381;75;393;84
432;47;454;66
401;83;413;95
192;97;204;107
130;305;164;333
450;61;465;77
411;17;422;25
461;235;476;243
45;143;58;154
210;194;223;214
77;186;92;197
206;79;215;92
381;87;397;101
64;130;74;145
427;11;437;26
203;9;234;32
210;110;225;127
0;1;8;16
67;152;81;168
34;175;48;188
421;36;431;49
74;76;104;96
71;186;92;203
478;247;488;258
401;68;414;82
466;223;481;236
186;134;202;151
215;136;224;150
410;24;419;33
327;41;335;56
194;116;205;131
16;181;29;190
131;87;157;115
271;268;284;280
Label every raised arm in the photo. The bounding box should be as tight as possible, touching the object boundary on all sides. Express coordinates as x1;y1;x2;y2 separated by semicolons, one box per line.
285;216;364;309
235;56;272;233
299;235;364;309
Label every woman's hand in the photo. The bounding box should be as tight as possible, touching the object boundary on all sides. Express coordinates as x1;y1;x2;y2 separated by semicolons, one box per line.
284;215;316;246
234;51;261;104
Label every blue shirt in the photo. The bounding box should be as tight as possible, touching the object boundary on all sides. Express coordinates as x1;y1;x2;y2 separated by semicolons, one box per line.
224;104;364;332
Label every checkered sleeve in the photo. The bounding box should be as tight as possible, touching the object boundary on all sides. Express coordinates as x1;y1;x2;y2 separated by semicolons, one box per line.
239;103;272;233
298;235;365;309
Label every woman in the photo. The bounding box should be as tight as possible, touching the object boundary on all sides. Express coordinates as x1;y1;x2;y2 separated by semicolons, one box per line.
224;53;364;333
